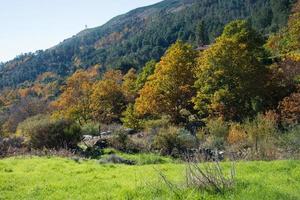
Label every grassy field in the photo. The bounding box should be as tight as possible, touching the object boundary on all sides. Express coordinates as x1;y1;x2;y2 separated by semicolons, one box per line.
0;156;299;200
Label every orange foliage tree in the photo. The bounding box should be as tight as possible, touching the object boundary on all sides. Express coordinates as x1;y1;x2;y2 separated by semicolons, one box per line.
90;70;126;124
52;70;96;125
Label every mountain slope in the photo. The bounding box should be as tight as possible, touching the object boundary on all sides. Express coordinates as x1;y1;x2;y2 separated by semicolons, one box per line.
0;0;294;89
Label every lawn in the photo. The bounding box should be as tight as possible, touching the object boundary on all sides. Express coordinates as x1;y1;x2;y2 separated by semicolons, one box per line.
0;156;299;200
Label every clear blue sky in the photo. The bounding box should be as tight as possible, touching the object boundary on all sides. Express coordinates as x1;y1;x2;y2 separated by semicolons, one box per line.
0;0;161;62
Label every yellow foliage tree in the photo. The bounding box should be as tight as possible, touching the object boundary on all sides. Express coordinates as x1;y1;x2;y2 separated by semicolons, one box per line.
90;70;126;124
135;41;197;123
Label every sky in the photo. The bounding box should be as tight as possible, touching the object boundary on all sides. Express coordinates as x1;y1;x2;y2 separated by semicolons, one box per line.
0;0;162;62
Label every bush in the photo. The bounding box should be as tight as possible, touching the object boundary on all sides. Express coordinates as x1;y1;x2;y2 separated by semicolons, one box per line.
153;126;197;157
0;137;25;157
121;104;144;131
17;115;82;149
206;118;229;137
279;125;300;158
107;128;140;153
185;161;236;194
227;124;247;145
278;92;300;127
244;114;278;159
81;122;100;136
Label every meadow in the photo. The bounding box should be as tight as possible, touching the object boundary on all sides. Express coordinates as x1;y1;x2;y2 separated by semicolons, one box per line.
0;156;299;200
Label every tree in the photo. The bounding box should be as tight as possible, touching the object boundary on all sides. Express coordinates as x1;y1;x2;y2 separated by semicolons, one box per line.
135;60;156;91
193;20;269;121
267;0;300;58
135;41;197;123
121;104;143;130
52;70;95;125
122;68;138;103
195;21;209;46
90;70;126;124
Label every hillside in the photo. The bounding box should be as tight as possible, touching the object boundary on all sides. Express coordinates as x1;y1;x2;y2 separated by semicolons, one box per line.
0;0;294;89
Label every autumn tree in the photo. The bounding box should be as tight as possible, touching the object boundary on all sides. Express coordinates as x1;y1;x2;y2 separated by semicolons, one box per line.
193;20;269;121
135;41;197;123
90;70;126;124
278;91;300;127
52;70;95;125
2;97;48;134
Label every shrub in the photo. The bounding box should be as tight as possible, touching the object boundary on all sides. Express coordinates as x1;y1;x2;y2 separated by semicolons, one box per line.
0;137;25;157
243;114;279;160
279;125;300;158
278;92;300;127
227;124;247;145
121;104;144;131
81;122;100;136
197;118;229;151
17;115;82;149
206;118;229;137
143;115;171;130
107;128;140;153
185;161;236;194
153;126;197;157
201;135;225;151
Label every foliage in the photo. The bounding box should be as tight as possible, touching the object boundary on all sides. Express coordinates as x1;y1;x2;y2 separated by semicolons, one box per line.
267;0;300;56
278;91;300;127
243;114;279;159
135;60;156;91
0;137;25;157
135;41;197;123
227;124;248;145
279;125;300;157
2;96;48;134
121;104;143;131
153;126;197;157
90;70;126;124
193;20;269;121
107;129;140;153
122;68;138;103
16;115;82;149
52;70;95;124
205;118;229;137
81;122;101;136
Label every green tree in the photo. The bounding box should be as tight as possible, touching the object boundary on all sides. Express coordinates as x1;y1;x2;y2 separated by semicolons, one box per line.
135;60;156;91
193;20;269;121
122;68;138;103
121;104;143;130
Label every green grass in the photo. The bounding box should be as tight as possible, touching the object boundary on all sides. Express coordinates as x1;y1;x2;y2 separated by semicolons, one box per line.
0;156;299;200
